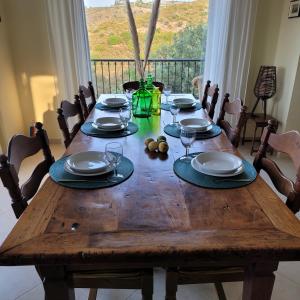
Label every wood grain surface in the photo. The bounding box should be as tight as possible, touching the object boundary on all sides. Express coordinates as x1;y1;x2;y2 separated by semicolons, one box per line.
1;96;300;267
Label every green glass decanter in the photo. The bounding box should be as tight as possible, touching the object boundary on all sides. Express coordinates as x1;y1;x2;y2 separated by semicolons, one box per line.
132;79;152;118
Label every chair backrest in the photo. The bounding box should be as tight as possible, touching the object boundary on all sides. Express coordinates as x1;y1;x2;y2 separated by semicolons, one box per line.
57;97;84;148
216;94;248;148
191;76;202;99
79;81;96;118
202;80;219;119
122;81;164;92
253;119;300;214
0;123;54;218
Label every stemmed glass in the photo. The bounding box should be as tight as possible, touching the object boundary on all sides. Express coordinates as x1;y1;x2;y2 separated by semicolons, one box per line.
163;85;172;104
180;127;196;161
119;107;131;128
170;105;180;125
125;89;134;103
105;142;124;178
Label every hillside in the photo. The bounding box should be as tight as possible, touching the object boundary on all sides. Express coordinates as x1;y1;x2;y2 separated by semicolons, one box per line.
85;0;208;59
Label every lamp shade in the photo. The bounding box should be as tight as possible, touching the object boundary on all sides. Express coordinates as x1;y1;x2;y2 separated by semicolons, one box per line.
254;66;276;100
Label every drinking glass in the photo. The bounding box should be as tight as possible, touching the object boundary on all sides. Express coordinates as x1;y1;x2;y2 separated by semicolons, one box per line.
105;142;124;178
170;105;180;125
163;85;172;103
119;107;131;128
180;127;196;161
125;89;134;102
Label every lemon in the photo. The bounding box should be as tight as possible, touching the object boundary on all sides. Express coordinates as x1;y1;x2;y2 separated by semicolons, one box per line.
158;142;169;153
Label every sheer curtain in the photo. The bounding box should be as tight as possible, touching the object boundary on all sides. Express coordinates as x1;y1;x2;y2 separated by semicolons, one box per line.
203;0;258;120
44;0;91;101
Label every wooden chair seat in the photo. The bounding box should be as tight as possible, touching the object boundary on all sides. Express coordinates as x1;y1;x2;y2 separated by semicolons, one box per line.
217;94;248;148
166;266;244;300
79;81;97;119
122;80;164;92
57;97;85;148
0;122;54;218
69;268;153;300
202;80;219;119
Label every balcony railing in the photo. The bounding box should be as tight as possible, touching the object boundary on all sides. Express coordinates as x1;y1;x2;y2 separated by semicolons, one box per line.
90;58;204;96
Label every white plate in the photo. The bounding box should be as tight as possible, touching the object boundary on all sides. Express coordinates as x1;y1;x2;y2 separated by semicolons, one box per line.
102;97;127;107
66;151;109;173
173;98;196;108
64;161;114;177
179;118;212;132
191;157;244;177
94;117;123;130
194;152;243;174
92;122;125;132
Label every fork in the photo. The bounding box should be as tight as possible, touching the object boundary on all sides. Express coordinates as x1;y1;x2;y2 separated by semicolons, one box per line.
213;178;253;182
58;178;118;183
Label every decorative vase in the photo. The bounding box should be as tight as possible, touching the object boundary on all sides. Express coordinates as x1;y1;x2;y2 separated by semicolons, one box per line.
151;87;161;116
132;79;152;118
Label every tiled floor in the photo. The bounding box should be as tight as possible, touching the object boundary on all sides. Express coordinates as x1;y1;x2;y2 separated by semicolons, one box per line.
0;143;300;300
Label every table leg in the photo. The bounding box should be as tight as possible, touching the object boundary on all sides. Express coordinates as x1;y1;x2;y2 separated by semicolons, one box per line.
38;265;75;300
242;262;278;300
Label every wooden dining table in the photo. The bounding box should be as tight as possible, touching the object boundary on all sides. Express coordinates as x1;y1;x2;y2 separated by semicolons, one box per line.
1;94;300;300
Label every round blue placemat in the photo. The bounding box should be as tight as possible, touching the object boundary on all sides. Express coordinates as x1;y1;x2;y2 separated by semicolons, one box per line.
164;123;222;140
49;155;134;189
95;102;129;111
173;152;257;189
81;122;138;138
161;102;202;111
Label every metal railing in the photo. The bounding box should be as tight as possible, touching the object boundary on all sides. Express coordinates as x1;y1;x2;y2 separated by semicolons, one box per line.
90;58;204;96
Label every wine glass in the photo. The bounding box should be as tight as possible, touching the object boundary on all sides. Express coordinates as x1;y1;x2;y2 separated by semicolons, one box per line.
180;127;196;161
105;142;124;178
125;89;134;102
119;108;131;128
170;105;180;125
163;85;172;104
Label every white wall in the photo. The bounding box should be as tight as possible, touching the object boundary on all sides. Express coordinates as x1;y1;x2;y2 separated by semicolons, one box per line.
3;0;61;141
247;0;300;132
0;0;25;151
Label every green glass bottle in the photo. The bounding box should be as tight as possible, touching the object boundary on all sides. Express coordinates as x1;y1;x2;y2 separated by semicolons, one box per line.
151;87;161;116
132;79;152;118
145;74;155;94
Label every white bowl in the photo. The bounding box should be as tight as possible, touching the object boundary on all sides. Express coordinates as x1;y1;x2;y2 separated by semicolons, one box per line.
66;151;109;174
94;117;123;130
191;157;244;177
194;152;243;174
179;118;211;132
173;98;196;108
103;97;127;107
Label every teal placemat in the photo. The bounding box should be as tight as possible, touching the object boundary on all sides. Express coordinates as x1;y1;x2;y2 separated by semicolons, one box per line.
49;155;134;189
164;123;222;140
173;153;257;189
161;102;202;111
96;102;129;111
81;122;138;138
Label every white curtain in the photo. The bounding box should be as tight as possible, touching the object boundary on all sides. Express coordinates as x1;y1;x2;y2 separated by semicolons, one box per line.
44;0;91;101
203;0;258;120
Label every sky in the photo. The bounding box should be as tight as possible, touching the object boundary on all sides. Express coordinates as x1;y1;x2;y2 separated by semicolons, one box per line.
84;0;194;8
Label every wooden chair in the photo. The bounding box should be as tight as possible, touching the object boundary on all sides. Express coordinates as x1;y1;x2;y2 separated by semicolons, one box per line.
216;94;248;148
166;121;300;300
0;122;54;218
202;80;219;119
191;75;202;99
254;119;300;214
57;97;85;148
79;81;97;118
122;80;164;92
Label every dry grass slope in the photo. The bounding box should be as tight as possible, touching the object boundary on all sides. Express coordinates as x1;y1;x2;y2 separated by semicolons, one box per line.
85;0;208;59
